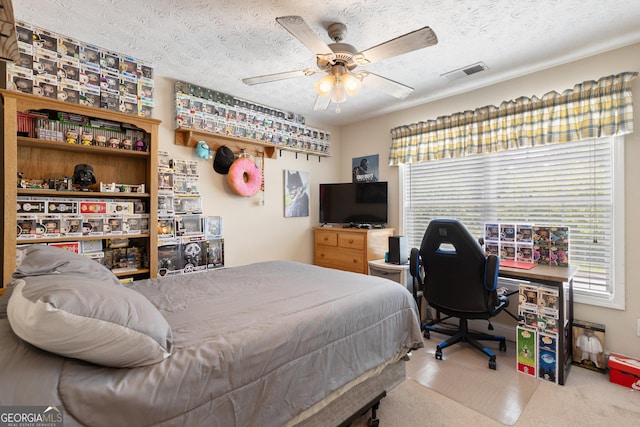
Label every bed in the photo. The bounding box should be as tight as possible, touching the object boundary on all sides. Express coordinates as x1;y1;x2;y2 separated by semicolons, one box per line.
0;246;423;426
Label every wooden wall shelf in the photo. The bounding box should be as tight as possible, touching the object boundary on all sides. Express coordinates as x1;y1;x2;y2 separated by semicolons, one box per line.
174;127;330;159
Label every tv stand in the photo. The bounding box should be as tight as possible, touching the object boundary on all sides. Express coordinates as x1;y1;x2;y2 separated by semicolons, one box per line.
313;227;395;274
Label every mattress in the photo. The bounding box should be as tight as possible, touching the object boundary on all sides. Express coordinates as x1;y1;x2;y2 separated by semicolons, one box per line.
0;260;423;426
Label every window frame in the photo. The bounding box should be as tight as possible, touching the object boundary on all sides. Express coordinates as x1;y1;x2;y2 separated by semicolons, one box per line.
398;137;625;309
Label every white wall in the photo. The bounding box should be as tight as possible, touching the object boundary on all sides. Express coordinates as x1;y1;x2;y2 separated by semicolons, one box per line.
338;43;640;356
152;77;341;267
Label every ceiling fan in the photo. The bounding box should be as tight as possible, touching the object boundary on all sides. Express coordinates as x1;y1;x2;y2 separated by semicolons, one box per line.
242;16;438;112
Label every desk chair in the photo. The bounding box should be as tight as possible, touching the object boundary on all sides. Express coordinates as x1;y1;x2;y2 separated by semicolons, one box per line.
409;219;509;369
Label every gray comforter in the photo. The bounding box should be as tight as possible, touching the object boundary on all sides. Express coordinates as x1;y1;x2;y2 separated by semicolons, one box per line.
0;261;423;426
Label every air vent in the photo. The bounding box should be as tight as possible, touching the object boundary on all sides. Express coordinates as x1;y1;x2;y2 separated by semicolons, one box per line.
441;62;488;81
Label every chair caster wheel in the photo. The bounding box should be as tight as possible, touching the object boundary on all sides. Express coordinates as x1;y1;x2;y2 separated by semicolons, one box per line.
368;418;380;427
489;357;497;370
423;330;431;339
499;340;507;352
435;348;443;360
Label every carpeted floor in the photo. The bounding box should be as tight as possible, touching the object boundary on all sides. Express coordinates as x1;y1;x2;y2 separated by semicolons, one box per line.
351;337;640;426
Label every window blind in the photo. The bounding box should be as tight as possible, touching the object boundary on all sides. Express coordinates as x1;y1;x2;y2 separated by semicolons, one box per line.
403;137;620;297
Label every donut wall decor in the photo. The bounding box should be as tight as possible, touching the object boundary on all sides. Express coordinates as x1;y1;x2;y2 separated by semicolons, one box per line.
227;157;263;197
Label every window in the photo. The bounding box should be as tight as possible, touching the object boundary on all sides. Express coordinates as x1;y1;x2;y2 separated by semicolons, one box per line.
401;137;624;309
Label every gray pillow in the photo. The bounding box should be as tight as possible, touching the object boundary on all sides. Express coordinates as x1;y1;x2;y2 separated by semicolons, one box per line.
13;245;120;286
7;275;173;368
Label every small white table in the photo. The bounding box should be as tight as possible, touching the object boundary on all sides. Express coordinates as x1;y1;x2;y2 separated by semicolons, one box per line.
368;258;411;288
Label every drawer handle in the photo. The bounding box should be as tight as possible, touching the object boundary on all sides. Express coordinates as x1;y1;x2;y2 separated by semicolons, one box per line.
348;239;354;244
352;258;358;264
323;237;329;241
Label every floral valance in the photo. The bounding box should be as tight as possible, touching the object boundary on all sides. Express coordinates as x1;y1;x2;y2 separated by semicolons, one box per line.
388;72;637;165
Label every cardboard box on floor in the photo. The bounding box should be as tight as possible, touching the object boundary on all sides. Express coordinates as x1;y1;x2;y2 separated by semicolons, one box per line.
609;353;640;390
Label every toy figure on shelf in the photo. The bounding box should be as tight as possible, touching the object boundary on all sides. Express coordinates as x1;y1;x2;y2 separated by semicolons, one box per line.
66;128;78;144
135;139;146;151
95;135;106;147
121;138;132;150
108;137;120;149
72;163;96;191
81;131;93;146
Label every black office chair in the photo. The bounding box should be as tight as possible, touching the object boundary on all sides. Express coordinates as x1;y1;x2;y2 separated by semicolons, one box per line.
409;219;509;369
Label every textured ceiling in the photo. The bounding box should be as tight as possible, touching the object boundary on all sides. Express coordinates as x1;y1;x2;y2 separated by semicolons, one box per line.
12;0;640;127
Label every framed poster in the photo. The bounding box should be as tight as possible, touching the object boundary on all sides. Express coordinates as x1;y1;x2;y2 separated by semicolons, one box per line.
284;170;309;217
352;154;379;182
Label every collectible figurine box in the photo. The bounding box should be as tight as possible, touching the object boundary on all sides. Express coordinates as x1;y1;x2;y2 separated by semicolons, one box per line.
81;239;103;253
17;199;46;214
60;215;83;237
572;319;606;373
181;235;207;273
157;240;182;276
207;238;224;269
609;353;640;390
107;201;134;214
48;241;80;254
83;214;104;236
517;326;537;377
46;200;78;214
80;201;107;214
17;215;38;239
38;214;61;238
123;214;144;234
105;214;123;235
538;333;558;383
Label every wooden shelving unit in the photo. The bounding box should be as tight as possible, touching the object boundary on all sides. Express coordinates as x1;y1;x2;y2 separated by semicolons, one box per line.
2;89;160;284
0;0;20;63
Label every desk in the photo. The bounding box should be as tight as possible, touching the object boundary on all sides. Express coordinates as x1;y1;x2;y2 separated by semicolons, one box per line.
499;264;577;385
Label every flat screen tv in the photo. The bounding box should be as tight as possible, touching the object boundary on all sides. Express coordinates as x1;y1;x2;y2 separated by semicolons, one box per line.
319;182;388;225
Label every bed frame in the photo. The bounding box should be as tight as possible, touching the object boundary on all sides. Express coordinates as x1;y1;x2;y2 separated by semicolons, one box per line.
294;358;406;426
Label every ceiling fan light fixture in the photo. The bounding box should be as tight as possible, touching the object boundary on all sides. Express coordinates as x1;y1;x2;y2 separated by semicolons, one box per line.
330;82;348;104
315;74;335;97
341;72;362;96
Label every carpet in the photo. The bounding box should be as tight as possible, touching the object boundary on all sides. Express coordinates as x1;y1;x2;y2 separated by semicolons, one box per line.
351;378;504;427
406;333;540;425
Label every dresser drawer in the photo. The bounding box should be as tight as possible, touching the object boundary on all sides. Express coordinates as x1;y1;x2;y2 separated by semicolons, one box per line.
315;248;366;273
337;232;365;250
315;230;338;247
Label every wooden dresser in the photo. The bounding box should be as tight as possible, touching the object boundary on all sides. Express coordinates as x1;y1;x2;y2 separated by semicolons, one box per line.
313;227;394;274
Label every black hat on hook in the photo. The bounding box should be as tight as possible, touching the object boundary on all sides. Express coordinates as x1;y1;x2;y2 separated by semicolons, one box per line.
213;146;235;175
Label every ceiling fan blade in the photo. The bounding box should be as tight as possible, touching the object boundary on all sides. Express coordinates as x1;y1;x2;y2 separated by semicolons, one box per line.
354;26;438;65
359;72;414;99
242;69;318;85
313;94;331;111
276;16;334;56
